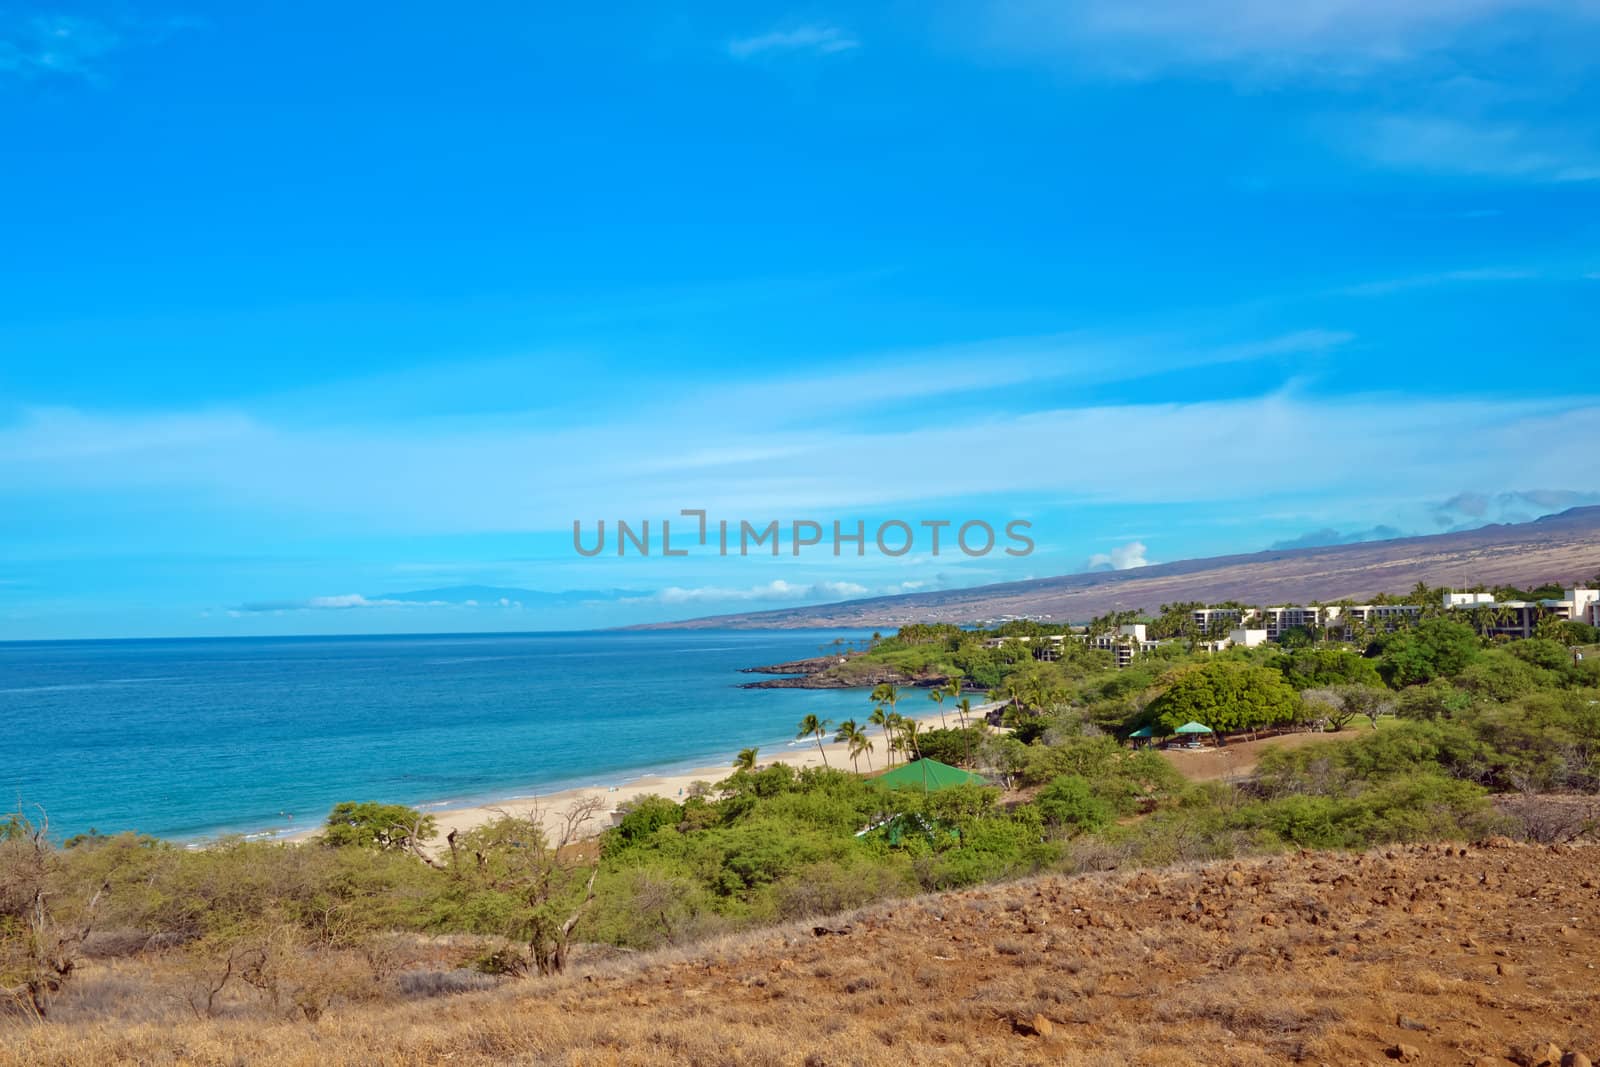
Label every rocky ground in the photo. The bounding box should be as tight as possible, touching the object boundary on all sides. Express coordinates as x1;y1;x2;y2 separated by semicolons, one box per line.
738;652;958;690
9;842;1598;1065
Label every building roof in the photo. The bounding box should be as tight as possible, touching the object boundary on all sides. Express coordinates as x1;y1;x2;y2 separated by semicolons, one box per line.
872;758;988;792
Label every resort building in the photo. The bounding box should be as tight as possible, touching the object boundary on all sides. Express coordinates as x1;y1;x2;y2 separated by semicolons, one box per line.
1201;627;1270;652
1190;607;1253;633
1441;588;1599;639
1341;604;1423;633
1261;605;1339;639
979;633;1069;661
1089;624;1164;669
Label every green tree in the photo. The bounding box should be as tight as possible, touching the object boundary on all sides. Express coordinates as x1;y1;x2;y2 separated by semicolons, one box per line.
796;714;833;768
833;720;873;772
446;800;605;975
915;727;983;767
1275;648;1384;690
870;683;901;722
1394;679;1473;721
1305;685;1393;732
1148;659;1303;736
897;716;924;760
927;685;948;729
319;802;437;853
1374;618;1482;687
732;747;759;772
869;705;895;765
607;796;683;855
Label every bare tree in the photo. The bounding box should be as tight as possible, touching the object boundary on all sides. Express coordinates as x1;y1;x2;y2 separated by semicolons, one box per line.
0;806;106;1019
448;798;606;975
1302;685;1391;732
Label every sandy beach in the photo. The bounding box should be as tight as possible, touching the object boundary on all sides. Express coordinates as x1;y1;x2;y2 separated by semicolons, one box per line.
287;702;999;848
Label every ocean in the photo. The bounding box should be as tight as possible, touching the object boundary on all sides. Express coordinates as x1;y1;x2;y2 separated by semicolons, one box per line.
0;630;882;842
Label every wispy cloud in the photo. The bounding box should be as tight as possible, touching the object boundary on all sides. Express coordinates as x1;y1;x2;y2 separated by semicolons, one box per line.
1269;524;1403;550
235;593;458;614
5;389;1600;535
639;580;869;605
1431;488;1600;529
0;12;197;83
1335;266;1540;297
960;2;1600;184
727;23;858;59
1340;114;1600;184
969;0;1598;79
0;13;120;80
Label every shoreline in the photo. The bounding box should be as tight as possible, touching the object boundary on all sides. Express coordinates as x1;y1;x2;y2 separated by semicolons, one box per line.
281;702;1000;849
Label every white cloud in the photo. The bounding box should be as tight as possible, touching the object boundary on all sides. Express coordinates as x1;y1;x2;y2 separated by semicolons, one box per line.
649;579;869;605
1340;115;1600;184
0;316;1593;559
961;2;1600;185
971;0;1597;78
4;362;1600;544
1084;541;1153;572
727;23;858;59
235;593;520;613
0;14;121;79
1336;266;1541;296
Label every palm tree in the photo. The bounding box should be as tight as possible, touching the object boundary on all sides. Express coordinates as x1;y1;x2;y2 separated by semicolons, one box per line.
955;696;974;729
732;746;759;772
928;686;948;729
870;683;900;723
899;717;923;760
853;733;875;771
796;713;832;768
834;719;873;771
868;704;895;765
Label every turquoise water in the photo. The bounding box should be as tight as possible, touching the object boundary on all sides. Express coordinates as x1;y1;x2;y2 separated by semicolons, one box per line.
0;630;880;841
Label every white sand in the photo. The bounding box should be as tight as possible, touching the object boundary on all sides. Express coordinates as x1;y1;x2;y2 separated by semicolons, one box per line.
286;702;996;848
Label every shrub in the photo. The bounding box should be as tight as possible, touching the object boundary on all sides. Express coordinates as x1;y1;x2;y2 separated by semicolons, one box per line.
916;727;985;767
320;802;436;853
604;796;684;856
1034;775;1113;836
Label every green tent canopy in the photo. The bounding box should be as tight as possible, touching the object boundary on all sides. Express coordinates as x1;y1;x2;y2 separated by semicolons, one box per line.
1174;721;1215;735
872;758;988;792
1127;725;1157;738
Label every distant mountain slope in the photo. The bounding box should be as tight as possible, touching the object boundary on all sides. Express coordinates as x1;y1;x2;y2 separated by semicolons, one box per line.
633;506;1600;629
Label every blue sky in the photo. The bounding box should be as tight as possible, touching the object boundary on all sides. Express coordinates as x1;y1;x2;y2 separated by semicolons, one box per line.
2;1;1598;639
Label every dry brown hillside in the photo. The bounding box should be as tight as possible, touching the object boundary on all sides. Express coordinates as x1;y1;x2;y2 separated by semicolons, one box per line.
7;842;1598;1067
636;506;1600;629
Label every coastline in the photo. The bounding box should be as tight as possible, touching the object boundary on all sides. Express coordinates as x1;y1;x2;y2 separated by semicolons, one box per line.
282;702;998;848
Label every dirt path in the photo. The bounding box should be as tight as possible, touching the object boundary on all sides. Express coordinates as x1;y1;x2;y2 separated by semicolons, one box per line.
1158;723;1377;782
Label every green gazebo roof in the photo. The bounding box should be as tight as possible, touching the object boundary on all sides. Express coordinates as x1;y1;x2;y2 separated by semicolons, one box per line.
1127;725;1158;738
873;758;988;792
1174;721;1215;734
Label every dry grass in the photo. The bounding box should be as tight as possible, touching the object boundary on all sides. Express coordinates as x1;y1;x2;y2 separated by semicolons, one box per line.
1157;726;1372;783
4;843;1600;1065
